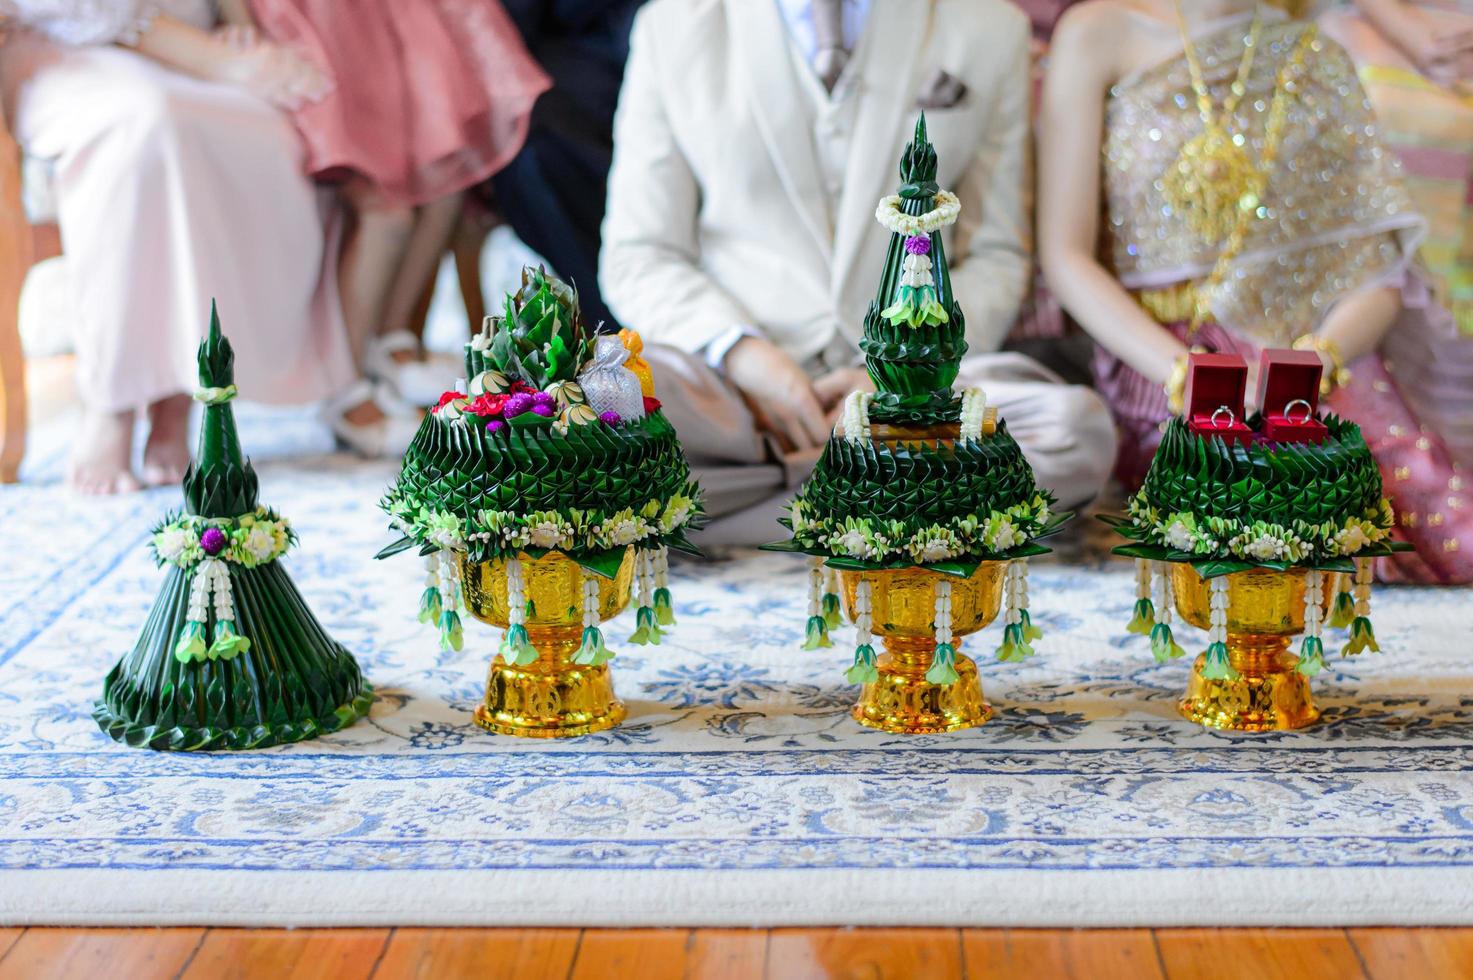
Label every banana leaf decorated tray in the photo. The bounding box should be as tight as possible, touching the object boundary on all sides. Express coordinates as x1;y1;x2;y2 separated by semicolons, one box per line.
763;116;1069;683
1101;353;1411;678
378;267;703;660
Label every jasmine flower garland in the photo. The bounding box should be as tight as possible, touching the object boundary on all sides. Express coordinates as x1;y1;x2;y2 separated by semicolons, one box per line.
151;508;294;569
789;493;1054;566
1123;492;1394;564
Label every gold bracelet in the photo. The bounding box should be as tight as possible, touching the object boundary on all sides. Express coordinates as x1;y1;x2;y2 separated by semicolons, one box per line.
1164;353;1190;415
1292;334;1351;396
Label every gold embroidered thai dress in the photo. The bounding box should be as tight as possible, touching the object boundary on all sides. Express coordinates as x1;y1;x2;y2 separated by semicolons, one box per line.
1093;12;1473;583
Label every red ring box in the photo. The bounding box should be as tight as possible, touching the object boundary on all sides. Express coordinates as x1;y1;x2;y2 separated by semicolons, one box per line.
1257;348;1327;444
1184;352;1252;446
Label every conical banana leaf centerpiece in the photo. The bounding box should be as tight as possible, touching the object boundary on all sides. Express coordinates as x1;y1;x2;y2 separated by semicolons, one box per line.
763;117;1069;731
95;305;373;750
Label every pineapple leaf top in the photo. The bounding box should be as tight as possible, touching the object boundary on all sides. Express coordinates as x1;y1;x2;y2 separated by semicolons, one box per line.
487;266;592;390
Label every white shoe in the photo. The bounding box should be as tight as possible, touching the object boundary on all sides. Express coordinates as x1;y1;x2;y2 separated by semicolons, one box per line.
366;330;461;407
324;379;422;459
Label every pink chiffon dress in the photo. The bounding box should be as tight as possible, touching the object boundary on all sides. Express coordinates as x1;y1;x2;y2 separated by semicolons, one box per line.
248;0;551;207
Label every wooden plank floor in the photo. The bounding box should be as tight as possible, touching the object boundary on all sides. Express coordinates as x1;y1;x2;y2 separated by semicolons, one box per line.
0;928;1470;979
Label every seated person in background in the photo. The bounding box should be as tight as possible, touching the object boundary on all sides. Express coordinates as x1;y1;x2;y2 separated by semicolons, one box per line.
1323;0;1473;341
493;0;646;333
599;0;1117;543
1037;0;1473;583
0;0;354;493
230;0;550;455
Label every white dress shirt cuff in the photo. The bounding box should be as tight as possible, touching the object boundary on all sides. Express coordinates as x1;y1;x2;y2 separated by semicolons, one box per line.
701;323;761;373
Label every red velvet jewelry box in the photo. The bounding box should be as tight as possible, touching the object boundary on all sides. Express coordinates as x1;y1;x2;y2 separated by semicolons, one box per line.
1184;352;1252;446
1257;348;1328;445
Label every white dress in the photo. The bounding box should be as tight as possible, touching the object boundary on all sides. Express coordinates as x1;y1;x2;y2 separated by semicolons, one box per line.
0;0;354;410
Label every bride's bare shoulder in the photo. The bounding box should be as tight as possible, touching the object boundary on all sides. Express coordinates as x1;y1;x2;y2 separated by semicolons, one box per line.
1051;0;1169;83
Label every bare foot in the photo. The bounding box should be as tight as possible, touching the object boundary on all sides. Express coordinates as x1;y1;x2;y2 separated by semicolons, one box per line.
342;397;387;427
141;394;193;486
69;408;142;494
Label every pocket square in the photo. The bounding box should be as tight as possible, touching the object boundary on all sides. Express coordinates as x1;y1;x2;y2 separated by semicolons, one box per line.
915;69;968;110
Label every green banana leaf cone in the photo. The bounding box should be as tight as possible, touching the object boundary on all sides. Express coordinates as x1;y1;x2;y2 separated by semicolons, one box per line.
94;305;372;750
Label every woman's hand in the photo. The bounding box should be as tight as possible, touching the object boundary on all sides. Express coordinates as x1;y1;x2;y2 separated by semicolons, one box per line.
215;41;330;110
213;23;259;52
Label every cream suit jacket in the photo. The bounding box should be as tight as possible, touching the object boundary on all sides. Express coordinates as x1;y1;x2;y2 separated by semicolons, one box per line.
599;0;1033;364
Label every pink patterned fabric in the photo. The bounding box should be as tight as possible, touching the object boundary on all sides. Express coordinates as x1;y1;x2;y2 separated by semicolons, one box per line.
248;0;551;207
1093;306;1473;584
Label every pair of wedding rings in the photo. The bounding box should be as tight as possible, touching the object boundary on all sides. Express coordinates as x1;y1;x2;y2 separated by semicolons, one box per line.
1208;399;1312;428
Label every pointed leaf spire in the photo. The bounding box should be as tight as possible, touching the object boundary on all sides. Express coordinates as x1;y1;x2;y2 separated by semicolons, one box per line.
183;301;258;517
859;114;967;423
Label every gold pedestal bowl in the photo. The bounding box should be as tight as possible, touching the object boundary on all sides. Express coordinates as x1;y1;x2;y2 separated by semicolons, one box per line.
1172;565;1335;732
461;548;634;738
836;563;1004;734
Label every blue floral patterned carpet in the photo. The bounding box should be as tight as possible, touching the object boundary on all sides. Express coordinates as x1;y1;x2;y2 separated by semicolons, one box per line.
2;407;1472;926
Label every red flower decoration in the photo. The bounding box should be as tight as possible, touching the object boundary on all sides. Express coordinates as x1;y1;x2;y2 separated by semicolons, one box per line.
642;396;662;413
466;392;509;417
509;381;536;395
433;391;463;413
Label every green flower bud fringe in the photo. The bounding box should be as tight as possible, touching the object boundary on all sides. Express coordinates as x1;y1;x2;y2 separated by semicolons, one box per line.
1149;622;1186;663
925;642;960;686
653;587;676;627
1328;590;1356;630
1341;560;1378;657
1344;616;1379;656
1201;641;1238;680
499;622;536;665
846;643;879;685
1297;570;1326;677
801;558;831;650
995;561;1036;662
175;558;252;664
821;592;843;631
573;626;615;666
438;610;464;653
652;546;676;626
1296;635;1325;677
418;586;442;625
208;620;251;660
1200;574;1237;679
803;615;833;650
629;550;664;646
1127;559;1156;634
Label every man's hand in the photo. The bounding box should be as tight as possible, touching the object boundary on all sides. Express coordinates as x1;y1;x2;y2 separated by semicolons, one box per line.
724;335;830;452
813;367;873;426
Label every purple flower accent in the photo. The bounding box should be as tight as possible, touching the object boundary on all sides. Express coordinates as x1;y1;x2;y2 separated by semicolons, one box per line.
531;402;555;417
200;527;227;556
599;411;621;426
485;419;506;434
504;392;535;418
904;235;931;255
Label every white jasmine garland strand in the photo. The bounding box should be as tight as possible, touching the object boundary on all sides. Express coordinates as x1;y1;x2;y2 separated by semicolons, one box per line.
637;550;654;609
654;546;670;591
875;190;961;236
934;579;954;645
1209;575;1230;647
1004;562;1023;626
505;556;525;628
855;580;873;648
1016;560;1029;615
840;390;873;444
582;570;600;631
808;558;824;618
1136;558;1152;601
1304;570;1324;641
1354;557;1372;617
959;387;989;443
1152;561;1173;627
899;252;935;289
437;550;460;616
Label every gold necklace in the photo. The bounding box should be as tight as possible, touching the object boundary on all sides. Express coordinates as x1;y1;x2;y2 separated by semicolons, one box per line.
1160;3;1265;244
1187;25;1317;331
